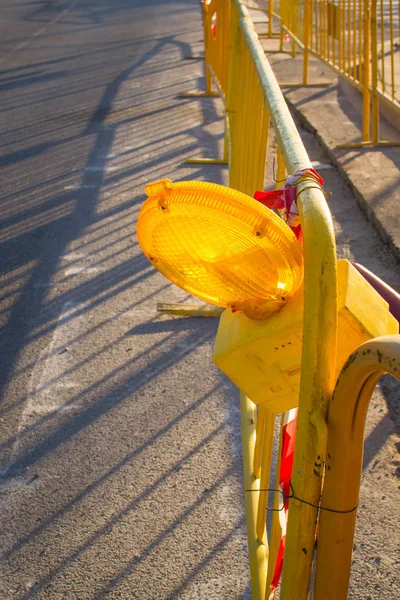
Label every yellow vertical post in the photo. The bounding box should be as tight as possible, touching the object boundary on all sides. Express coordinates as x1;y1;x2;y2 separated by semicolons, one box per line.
244;62;258;195
266;416;284;593
279;180;337;600
332;1;336;66
371;0;379;144
389;0;395;100
327;0;331;63
359;0;363;82
303;0;311;85
257;105;270;191
339;0;344;70
279;26;284;51
240;50;253;194
343;0;346;71
256;410;275;545
337;0;341;69
398;1;400;97
253;405;267;479
276;146;286;186
347;0;351;77
223;120;229;162
362;0;371;142
290;1;297;57
241;392;268;600
203;1;213;95
225;0;241;190
314;336;400;599
353;0;357;79
279;0;286;52
268;0;273;38
380;0;386;93
324;0;328;58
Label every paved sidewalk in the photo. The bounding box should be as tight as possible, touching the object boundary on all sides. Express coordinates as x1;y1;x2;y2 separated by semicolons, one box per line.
250;10;400;263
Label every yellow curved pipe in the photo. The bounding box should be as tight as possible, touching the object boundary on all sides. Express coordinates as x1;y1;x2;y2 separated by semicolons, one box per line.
314;335;400;599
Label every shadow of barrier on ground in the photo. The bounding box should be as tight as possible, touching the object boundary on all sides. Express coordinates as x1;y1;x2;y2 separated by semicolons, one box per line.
0;11;247;596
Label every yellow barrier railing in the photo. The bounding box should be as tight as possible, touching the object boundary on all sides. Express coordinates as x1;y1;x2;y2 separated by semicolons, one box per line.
135;0;400;596
244;0;400;146
191;1;400;599
203;0;231;97
205;0;338;597
134;0;400;595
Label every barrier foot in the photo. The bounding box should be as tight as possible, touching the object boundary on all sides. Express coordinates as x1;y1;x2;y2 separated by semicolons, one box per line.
279;81;334;88
178;91;219;98
257;32;281;38
185;157;228;165
184;55;205;60
156;303;224;317
338;140;400;149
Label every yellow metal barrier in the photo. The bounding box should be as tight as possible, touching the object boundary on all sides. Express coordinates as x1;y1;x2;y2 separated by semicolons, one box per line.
314;335;400;598
177;3;336;596
245;0;400;145
194;2;399;598
223;2;339;598
154;1;399;597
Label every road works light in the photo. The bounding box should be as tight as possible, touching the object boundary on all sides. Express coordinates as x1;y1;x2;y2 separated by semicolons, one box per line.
136;179;303;320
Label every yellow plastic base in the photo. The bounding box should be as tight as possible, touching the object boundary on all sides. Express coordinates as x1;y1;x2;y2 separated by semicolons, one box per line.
213;260;399;414
137;179;303;320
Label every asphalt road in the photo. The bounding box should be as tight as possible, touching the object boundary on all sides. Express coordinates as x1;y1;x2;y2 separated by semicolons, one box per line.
0;1;251;598
0;1;399;599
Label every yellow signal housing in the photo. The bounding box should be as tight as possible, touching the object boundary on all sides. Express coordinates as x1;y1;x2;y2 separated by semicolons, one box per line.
137;178;303;320
213;260;399;414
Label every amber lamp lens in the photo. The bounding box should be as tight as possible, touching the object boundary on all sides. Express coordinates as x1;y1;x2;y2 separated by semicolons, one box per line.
136;179;303;319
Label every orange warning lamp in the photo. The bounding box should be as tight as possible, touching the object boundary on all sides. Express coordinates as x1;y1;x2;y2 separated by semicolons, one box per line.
136;179;303;320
